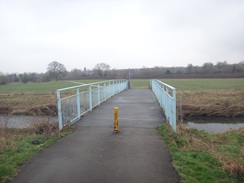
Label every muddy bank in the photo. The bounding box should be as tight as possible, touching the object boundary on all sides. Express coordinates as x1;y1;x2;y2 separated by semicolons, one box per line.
180;103;244;118
178;89;244;119
0;104;57;116
0;94;57;116
1;103;244;119
0;90;243;118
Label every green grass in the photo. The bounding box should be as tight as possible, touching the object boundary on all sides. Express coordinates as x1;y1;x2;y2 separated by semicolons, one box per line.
1;78;243;94
157;124;244;183
129;79;151;89
0;81;75;94
0;80;103;94
129;78;244;90
0;127;75;182
160;78;244;91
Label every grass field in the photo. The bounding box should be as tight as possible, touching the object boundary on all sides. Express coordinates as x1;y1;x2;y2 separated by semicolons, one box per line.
129;78;244;90
0;80;103;94
0;78;243;117
161;78;244;91
157;124;244;182
1;78;243;94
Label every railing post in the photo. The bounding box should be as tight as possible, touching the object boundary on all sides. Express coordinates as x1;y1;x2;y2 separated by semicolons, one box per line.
104;83;106;101
76;87;81;119
120;80;122;92
57;90;63;130
108;81;110;97
112;81;116;96
98;84;100;106
172;89;177;131
89;84;92;111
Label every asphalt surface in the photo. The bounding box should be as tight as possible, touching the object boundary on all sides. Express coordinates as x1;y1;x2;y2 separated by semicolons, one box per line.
11;89;180;183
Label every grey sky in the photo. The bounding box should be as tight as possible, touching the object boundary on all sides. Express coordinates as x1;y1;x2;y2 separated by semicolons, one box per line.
1;0;244;73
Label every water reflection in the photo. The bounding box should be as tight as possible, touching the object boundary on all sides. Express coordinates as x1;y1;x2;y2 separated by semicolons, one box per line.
187;122;244;133
0;115;57;128
186;117;244;132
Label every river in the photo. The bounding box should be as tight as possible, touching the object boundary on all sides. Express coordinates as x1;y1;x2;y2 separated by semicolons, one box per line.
186;117;244;132
0;115;244;132
0;115;57;128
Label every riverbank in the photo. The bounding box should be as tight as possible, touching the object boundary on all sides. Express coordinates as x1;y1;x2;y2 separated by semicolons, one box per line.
178;89;244;119
1;89;244;118
157;124;244;182
0;79;244;119
0;94;57;116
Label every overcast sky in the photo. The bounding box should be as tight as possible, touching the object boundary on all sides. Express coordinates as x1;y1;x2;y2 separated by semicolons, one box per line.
1;0;244;73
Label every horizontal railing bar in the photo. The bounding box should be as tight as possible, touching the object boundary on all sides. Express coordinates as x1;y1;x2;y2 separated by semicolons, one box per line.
60;94;76;101
70;116;80;123
155;80;176;90
57;80;126;93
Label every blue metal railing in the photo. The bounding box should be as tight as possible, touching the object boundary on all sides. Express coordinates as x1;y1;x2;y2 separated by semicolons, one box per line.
57;80;128;130
151;80;177;131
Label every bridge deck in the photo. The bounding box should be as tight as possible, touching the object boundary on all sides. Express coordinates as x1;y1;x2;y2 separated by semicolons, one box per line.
11;89;180;183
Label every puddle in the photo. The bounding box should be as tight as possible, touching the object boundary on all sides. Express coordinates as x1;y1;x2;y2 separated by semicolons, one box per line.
0;115;57;128
186;117;244;132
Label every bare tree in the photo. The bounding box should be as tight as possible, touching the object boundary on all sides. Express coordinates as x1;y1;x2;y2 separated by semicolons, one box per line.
203;62;214;73
0;72;8;85
67;68;83;79
94;63;110;77
186;64;193;74
47;61;67;81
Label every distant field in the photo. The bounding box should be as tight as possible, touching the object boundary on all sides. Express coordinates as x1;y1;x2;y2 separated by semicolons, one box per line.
0;80;102;94
160;78;244;91
129;79;150;89
1;78;243;94
130;78;244;90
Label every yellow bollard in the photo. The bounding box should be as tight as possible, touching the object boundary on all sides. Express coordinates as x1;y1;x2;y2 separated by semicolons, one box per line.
114;107;119;132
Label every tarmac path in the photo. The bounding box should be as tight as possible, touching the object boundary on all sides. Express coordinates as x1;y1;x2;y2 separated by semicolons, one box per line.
11;89;180;183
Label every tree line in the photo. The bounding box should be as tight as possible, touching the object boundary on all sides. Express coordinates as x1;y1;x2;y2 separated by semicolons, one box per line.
0;61;244;84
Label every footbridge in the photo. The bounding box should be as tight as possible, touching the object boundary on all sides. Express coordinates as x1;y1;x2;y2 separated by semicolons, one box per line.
56;79;177;131
11;80;179;183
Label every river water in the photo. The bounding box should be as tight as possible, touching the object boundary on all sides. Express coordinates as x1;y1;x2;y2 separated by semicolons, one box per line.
0;115;57;128
0;115;244;133
186;117;244;132
187;122;244;132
